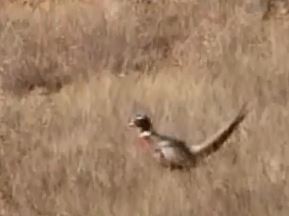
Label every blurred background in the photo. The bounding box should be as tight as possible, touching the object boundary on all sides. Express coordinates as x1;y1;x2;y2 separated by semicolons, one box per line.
0;0;288;215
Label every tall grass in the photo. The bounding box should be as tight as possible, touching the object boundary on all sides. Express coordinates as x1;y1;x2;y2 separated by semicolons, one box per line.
0;1;289;215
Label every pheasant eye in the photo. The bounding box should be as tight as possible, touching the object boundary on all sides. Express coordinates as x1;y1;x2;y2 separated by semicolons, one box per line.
135;119;144;126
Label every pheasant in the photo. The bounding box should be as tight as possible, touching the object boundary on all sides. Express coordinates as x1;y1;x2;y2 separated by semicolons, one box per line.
128;104;248;170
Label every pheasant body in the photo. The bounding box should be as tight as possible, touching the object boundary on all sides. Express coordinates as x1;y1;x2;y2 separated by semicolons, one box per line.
129;104;248;170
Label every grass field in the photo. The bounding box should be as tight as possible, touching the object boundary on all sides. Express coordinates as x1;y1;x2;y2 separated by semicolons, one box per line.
0;1;289;215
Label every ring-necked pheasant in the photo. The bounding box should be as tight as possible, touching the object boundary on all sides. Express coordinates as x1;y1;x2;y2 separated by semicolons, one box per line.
128;104;248;170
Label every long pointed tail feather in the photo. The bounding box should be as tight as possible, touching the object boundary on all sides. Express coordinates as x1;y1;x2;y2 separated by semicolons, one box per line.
190;103;248;159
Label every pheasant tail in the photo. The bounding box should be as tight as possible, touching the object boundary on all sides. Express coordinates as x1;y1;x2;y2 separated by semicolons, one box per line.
190;103;248;159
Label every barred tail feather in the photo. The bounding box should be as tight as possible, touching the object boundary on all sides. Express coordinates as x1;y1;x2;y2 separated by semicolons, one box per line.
190;103;248;158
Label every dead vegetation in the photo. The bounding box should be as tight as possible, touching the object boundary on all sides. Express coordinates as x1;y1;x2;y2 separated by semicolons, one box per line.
0;0;289;215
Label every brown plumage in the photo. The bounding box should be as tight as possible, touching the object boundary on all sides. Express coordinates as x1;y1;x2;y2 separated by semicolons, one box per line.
128;104;248;170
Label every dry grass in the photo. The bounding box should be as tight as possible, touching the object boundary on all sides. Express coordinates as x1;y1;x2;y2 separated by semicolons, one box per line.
0;0;289;215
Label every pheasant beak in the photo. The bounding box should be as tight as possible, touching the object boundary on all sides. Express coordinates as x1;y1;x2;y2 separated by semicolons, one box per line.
128;120;135;127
